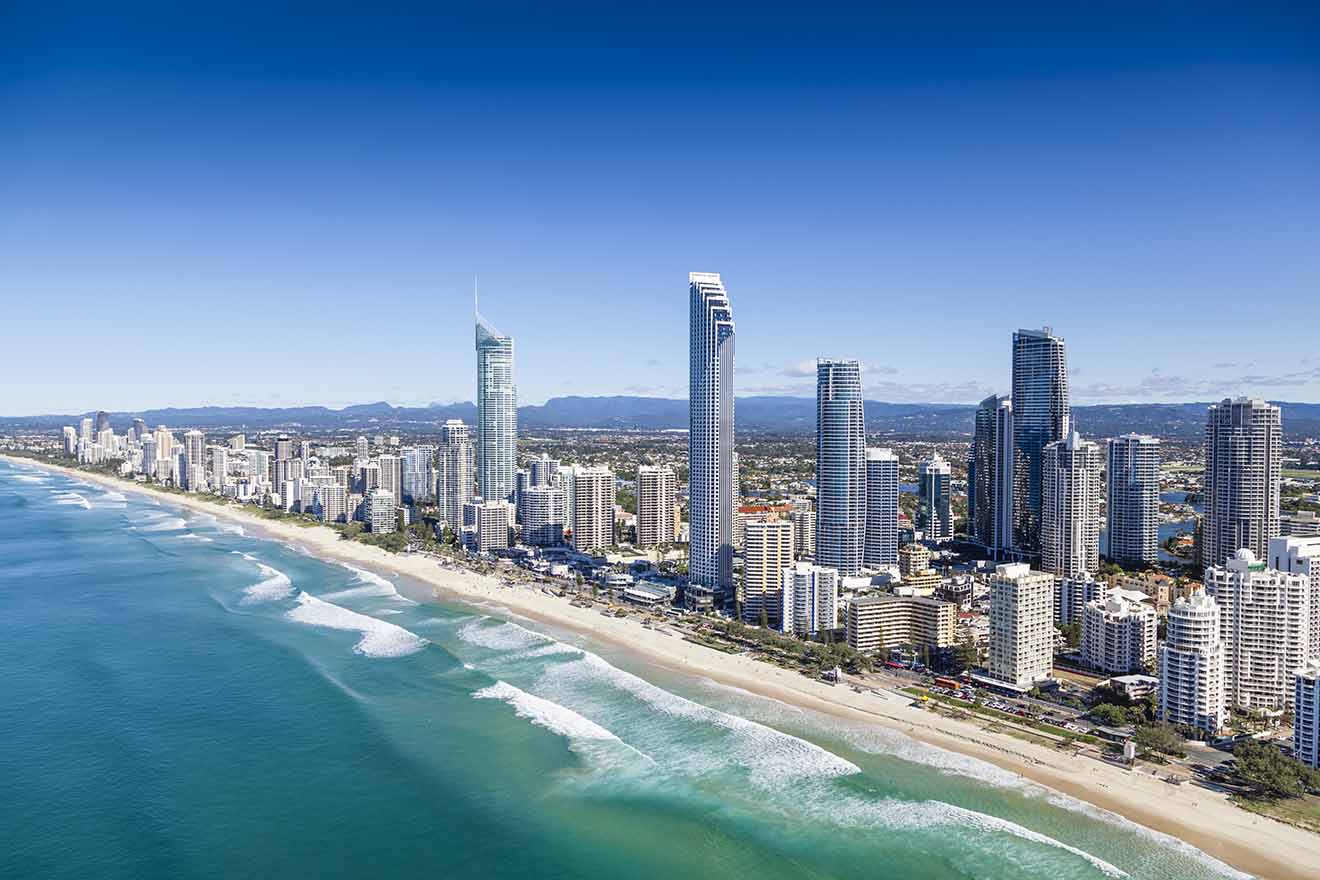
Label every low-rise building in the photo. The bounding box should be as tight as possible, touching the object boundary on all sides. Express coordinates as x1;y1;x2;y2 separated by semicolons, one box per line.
846;594;956;655
1081;595;1157;674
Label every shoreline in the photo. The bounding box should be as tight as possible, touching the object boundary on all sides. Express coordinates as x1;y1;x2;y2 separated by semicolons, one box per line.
6;455;1317;880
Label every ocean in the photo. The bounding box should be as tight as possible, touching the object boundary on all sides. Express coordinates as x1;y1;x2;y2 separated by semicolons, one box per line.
0;458;1249;880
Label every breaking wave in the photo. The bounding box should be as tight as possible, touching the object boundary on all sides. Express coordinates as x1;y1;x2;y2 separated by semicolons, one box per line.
286;592;427;658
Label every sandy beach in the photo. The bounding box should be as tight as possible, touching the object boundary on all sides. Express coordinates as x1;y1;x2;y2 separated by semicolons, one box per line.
7;455;1318;879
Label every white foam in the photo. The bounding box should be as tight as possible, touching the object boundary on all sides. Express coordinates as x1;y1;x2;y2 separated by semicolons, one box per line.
141;516;187;532
376;608;403;616
11;474;48;483
900;800;1128;878
52;492;91;509
541;651;861;781
215;522;246;536
323;564;416;604
176;532;214;542
458;618;550;652
474;680;620;741
286;592;427;658
241;562;294;603
98;491;127;503
1042;792;1253;879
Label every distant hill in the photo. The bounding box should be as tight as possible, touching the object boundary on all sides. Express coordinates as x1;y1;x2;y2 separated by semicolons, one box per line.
4;397;1320;439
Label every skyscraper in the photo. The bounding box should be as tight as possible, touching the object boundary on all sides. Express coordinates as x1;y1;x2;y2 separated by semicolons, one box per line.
742;518;794;626
1107;434;1161;566
687;272;736;609
436;420;475;530
1041;431;1101;579
570;466;615;552
969;394;1013;558
636;465;678;549
781;562;839;637
917;453;952;543
476;302;517;503
1206;548;1311;712
520;484;566;547
1011;328;1069;558
529;453;560;487
864;447;898;567
988;563;1055;689
816;359;865;577
1201;398;1282;569
1158;589;1226;734
377;454;402;506
95;410;110;434
400;446;435;505
183;430;207;492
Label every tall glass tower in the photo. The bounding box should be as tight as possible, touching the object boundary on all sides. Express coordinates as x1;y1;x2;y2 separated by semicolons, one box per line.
688;272;736;609
1201;398;1281;568
1011;328;1069;558
864;447;898;567
970;394;1013;558
475;303;516;504
1107;433;1161;566
816;359;866;577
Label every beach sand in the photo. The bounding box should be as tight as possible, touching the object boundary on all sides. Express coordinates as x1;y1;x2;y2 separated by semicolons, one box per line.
8;456;1318;880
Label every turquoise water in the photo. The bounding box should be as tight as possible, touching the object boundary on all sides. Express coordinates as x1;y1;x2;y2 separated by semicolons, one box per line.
0;459;1248;880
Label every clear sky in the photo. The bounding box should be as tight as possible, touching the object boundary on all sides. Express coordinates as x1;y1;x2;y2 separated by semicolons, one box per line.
2;2;1317;415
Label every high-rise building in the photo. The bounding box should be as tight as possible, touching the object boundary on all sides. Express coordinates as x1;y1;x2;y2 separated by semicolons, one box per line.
1040;431;1101;579
62;426;78;456
988;563;1055;689
1206;548;1311;712
780;562;839;637
1056;575;1110;626
79;417;94;441
154;426;174;460
864;447;898;567
357;462;380;494
208;445;228;493
400;446;435;505
846;594;956;656
687;272;736;609
917;453;953;543
636;465;678;549
364;488;396;534
816;359;866;576
1011;328;1069;558
1081;595;1157;674
1267;535;1320;661
571;466;615;552
182;430;207;492
355;436;369;458
969;394;1013;558
1106;434;1161;566
528;453;559;487
468;499;513;553
520;485;566;546
228;433;245;451
1281;511;1320;537
273;435;293;462
246;449;271;489
556;464;577;541
131;418;147;442
742;518;794;626
1296;660;1320;769
789;508;815;560
377;454;402;506
476;305;517;503
1201;398;1282;569
1158;589;1227;734
436;420;475;530
94;411;110;434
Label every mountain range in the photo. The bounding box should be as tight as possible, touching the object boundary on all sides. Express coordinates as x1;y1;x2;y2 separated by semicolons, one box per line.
6;397;1320;440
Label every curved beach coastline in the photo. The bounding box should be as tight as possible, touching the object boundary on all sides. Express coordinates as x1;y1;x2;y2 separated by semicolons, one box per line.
6;456;1317;880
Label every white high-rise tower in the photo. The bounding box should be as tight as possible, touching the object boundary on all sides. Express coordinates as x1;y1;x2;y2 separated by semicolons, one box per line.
476;296;517;504
816;359;866;577
687;272;736;610
1106;434;1161;566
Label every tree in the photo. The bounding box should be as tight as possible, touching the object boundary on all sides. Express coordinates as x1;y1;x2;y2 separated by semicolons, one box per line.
759;605;769;629
1233;739;1320;799
953;636;979;672
1133;723;1185;758
1056;622;1082;649
1089;703;1131;727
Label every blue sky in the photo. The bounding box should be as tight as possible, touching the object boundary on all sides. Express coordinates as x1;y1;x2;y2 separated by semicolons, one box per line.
2;3;1317;415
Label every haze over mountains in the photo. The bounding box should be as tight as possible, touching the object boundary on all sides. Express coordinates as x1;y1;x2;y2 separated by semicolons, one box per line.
6;397;1320;439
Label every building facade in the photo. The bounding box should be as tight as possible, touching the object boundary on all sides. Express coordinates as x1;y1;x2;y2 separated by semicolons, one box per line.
988;563;1055;689
436;420;475;531
816;359;866;576
1206;548;1311;712
1106;434;1161;566
742;518;794;626
570;466;615;552
846;594;956;655
1158;589;1226;733
365;488;396;534
1296;660;1320;769
969;394;1014;558
688;272;736;609
917;453;953;543
1040;431;1101;579
1081;596;1157;674
475;309;517;503
864;447;898;567
1201;398;1282;569
780;562;839;637
520;485;566;547
1011;328;1070;558
636;465;678;548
